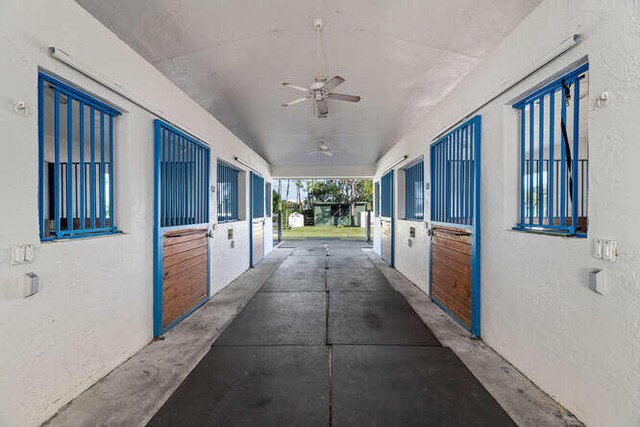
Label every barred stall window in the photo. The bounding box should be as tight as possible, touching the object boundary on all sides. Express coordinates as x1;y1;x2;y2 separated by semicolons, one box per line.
404;159;424;220
157;121;210;228
514;63;589;236
39;73;121;240
251;172;265;219
217;161;239;222
380;172;393;218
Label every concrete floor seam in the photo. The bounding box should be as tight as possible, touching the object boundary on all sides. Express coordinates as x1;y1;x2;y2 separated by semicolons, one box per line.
210;253;290;349
150;241;514;425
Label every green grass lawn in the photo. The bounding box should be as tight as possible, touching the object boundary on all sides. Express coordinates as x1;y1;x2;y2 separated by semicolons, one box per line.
280;226;365;240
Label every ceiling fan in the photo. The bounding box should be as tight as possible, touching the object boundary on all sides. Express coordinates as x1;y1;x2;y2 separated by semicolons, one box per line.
308;140;345;157
281;18;361;118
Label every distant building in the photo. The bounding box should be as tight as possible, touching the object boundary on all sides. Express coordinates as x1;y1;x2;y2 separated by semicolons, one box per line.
288;212;305;228
313;202;367;227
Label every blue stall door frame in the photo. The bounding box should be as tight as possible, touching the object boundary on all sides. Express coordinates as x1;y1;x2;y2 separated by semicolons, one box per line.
249;171;265;268
428;115;482;337
380;169;395;267
153;119;211;337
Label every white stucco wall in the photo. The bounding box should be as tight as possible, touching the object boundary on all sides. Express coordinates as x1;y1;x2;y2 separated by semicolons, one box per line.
373;1;640;425
394;219;429;292
0;1;271;425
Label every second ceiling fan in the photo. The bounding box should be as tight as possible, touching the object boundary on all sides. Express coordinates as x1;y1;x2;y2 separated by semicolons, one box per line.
281;18;361;118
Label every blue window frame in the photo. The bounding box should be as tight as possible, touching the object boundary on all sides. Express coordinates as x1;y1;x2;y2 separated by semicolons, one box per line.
157;120;210;227
513;63;589;236
38;73;121;241
217;161;239;222
380;171;393;218
404;159;424;220
250;172;264;219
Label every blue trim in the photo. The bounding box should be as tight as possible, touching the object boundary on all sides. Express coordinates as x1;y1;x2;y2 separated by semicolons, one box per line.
38;75;45;240
513;63;589;109
512;226;587;238
41;229;120;242
513;63;588;237
38;72;120;241
431;296;473;333
250;172;265;219
380;170;395;267
429;115;481;337
391;169;395;268
153;120;163;337
39;72;122;116
471;116;482;337
161;296;211;333
248;171;265;267
153;118;211;337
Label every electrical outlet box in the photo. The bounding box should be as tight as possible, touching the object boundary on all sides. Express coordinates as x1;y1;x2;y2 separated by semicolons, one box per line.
23;272;39;297
408;239;413;247
11;244;35;265
593;239;617;262
409;226;416;238
228;228;234;240
589;269;606;295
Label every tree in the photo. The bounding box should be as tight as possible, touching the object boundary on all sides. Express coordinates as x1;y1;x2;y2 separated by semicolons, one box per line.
348;179;356;226
295;179;303;211
272;189;281;217
307;180;343;203
306;179;372;205
284;179;291;226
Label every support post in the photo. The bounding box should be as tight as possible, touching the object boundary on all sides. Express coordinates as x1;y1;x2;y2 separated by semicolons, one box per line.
277;202;283;242
366;203;371;242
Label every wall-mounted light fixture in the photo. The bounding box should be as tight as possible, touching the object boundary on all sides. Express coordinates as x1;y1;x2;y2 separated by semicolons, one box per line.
382;155;408;175
432;33;582;141
48;46;209;144
234;156;260;173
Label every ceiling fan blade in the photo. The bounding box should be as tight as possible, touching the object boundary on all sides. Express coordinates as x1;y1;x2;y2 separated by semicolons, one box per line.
328;93;361;103
328;147;346;153
323;76;345;92
282;96;311;107
316;99;328;117
323;151;334;156
282;82;309;92
308;150;319;156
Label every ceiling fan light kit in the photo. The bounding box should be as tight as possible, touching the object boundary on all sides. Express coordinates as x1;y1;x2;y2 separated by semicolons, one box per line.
281;17;361;118
308;140;346;157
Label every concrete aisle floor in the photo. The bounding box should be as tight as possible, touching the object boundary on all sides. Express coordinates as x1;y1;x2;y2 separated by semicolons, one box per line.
46;239;581;427
149;240;514;426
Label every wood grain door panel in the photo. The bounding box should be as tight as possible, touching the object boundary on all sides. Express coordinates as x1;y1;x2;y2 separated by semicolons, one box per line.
430;226;472;327
162;228;208;328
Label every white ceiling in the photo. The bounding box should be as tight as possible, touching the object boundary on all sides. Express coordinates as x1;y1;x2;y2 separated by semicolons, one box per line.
77;0;541;170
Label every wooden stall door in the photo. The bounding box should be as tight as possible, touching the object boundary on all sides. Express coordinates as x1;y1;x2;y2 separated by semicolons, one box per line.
381;219;392;264
252;220;264;265
428;115;481;336
162;228;209;329
430;226;472;327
